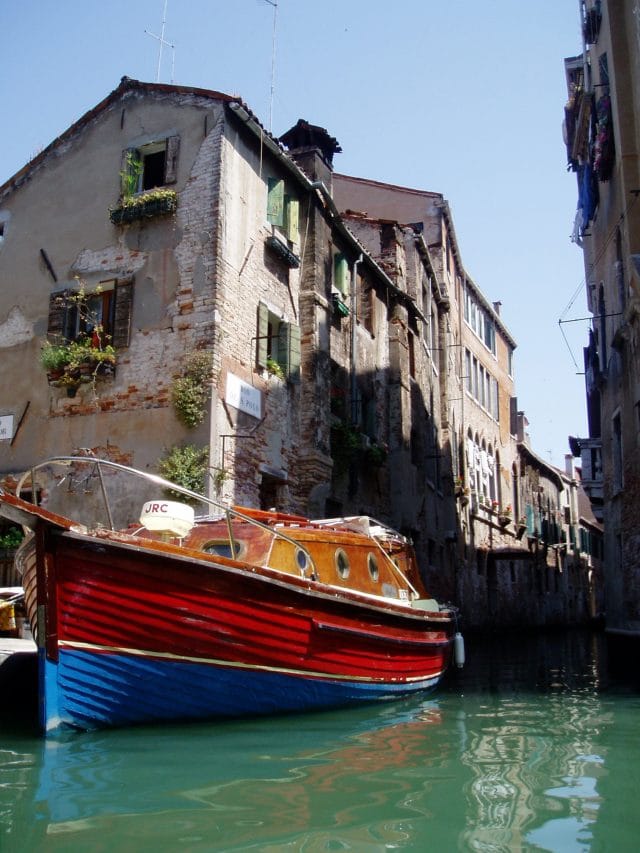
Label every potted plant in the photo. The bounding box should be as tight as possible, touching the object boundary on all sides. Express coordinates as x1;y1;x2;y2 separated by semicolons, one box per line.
110;188;178;225
40;342;72;382
266;357;285;381
41;335;116;392
498;504;512;526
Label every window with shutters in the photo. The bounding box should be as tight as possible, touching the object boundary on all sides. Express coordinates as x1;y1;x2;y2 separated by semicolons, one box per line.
47;279;133;350
110;137;179;225
333;253;348;297
265;177;300;267
256;302;300;382
266;177;299;243
121;137;180;194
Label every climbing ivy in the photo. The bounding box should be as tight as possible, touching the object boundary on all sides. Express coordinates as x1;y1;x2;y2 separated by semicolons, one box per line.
158;445;209;502
171;350;213;428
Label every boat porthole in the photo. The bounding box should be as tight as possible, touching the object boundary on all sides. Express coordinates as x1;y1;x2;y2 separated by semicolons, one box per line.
202;540;241;558
296;548;309;572
367;553;379;581
335;548;350;579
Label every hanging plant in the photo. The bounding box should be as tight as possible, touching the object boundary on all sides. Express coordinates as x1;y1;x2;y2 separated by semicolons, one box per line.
365;442;388;468
158;445;209;503
0;525;24;550
109;189;178;224
213;467;229;492
171;350;213;428
266;357;285;381
330;420;362;476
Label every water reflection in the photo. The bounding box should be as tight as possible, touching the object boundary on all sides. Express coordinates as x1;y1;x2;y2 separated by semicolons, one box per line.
6;701;454;851
2;631;640;852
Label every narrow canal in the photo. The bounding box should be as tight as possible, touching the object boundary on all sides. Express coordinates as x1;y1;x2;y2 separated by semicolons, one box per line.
1;630;638;851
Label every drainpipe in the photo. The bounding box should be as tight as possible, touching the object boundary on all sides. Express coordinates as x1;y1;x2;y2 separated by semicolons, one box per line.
310;180;340;220
351;254;363;424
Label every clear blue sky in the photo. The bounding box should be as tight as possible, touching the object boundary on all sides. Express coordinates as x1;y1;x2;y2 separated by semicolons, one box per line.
1;0;588;467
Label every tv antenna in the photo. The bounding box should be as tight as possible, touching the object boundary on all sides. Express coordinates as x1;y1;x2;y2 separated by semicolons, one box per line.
146;0;176;83
264;1;278;131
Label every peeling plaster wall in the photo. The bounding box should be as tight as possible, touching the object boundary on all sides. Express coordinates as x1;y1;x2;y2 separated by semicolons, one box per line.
0;306;32;347
211;121;304;509
0;90;226;474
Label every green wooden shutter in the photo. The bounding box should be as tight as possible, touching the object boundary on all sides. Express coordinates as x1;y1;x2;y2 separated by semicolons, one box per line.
279;322;300;382
285;196;299;242
120;148;140;196
257;303;269;368
525;504;534;535
164;135;180;184
47;290;70;340
334;253;348;296
111;279;133;348
267;178;285;226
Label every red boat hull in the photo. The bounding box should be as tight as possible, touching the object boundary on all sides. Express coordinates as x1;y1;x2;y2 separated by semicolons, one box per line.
27;529;453;732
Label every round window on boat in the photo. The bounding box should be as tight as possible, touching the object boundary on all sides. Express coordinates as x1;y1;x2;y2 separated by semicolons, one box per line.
335;548;350;579
202;540;241;559
368;553;379;581
296;548;309;572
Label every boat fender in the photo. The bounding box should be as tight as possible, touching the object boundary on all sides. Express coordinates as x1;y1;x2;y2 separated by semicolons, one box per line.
454;632;465;668
140;500;195;538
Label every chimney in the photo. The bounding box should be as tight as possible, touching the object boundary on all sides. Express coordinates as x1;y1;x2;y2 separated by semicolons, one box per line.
564;453;575;478
279;119;342;191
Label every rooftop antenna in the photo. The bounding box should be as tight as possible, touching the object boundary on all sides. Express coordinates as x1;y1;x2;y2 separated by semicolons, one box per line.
264;0;278;131
146;0;176;83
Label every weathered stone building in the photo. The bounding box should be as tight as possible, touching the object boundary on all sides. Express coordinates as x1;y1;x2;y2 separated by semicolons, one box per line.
563;0;640;636
0;79;453;592
0;77;601;629
333;174;602;628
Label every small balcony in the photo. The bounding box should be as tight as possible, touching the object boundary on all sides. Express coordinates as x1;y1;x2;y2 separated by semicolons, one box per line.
110;189;177;225
265;235;300;268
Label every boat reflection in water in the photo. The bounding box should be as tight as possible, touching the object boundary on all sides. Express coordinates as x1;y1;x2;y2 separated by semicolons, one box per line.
16;699;449;851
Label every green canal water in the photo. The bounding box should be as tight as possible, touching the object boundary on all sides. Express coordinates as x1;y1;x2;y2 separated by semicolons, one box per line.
1;631;639;852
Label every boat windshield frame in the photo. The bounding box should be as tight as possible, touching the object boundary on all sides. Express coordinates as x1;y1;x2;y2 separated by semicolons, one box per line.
15;455;319;580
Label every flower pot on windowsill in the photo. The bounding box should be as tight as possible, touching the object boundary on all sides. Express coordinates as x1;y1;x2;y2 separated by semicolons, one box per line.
43;345;117;393
96;361;115;377
46;368;65;385
265;235;300;268
331;292;349;317
110;190;178;225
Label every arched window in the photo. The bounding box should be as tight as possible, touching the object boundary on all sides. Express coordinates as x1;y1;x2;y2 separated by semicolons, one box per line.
512;462;520;521
480;439;489;499
488;444;496;502
466;428;476;491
